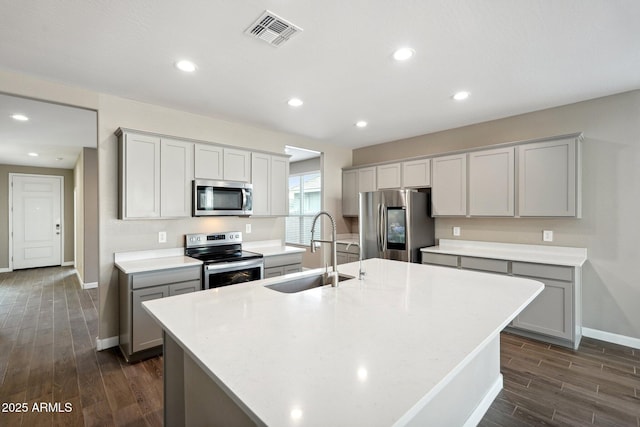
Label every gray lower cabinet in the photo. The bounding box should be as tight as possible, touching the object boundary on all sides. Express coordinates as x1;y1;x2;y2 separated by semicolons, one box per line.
337;243;360;265
510;262;575;343
421;252;581;349
119;265;201;362
263;252;303;278
421;252;459;268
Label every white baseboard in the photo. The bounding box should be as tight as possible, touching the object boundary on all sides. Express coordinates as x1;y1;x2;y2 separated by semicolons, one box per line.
582;327;640;350
0;267;11;273
82;281;98;290
96;336;119;351
62;261;75;266
74;270;98;290
464;374;503;427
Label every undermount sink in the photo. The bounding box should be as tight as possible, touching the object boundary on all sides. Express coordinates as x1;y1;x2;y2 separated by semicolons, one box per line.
265;272;354;293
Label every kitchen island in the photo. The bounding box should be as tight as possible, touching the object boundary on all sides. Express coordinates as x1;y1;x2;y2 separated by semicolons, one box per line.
143;258;543;426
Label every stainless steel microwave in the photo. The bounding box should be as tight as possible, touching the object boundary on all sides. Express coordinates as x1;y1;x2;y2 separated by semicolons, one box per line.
192;180;253;216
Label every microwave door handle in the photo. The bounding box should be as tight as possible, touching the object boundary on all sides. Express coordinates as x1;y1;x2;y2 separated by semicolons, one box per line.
242;188;248;211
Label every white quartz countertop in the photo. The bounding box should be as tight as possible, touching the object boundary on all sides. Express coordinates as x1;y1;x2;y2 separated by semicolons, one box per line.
114;248;202;274
243;240;306;257
115;256;202;274
143;258;543;426
422;239;587;267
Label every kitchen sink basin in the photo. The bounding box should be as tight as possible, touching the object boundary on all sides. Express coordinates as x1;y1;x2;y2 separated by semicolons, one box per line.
265;272;354;293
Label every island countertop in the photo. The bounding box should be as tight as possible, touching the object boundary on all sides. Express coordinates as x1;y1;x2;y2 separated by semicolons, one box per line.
143;258;543;426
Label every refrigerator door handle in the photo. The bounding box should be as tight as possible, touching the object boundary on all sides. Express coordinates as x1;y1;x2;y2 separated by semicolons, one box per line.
377;203;383;252
381;204;387;252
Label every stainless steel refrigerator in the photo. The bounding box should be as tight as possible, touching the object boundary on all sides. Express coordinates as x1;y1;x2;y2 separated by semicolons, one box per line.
359;189;434;263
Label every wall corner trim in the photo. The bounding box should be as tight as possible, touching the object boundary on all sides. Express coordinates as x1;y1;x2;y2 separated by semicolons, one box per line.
582;327;640;350
96;336;119;351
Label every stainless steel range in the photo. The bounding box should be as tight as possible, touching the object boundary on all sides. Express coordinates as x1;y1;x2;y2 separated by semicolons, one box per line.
185;231;264;289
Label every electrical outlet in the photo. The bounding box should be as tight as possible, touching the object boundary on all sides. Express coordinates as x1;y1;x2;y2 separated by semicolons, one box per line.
453;226;461;237
158;231;167;243
245;224;252;234
543;230;553;242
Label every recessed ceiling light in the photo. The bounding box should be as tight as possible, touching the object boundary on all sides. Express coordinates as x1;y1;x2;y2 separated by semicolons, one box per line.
11;114;29;121
27;152;39;157
453;91;470;101
393;47;415;61
287;98;303;107
175;60;197;72
355;121;368;128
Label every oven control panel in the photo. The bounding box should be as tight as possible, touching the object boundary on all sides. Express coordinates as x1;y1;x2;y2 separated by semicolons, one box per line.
185;231;242;247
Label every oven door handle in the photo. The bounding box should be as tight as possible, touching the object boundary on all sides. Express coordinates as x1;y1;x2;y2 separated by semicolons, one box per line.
205;259;264;272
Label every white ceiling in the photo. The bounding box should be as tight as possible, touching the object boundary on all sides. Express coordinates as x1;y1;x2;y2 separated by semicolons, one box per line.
1;1;639;151
0;94;97;169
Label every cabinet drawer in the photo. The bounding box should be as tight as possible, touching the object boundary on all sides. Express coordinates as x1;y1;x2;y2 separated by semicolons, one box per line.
132;266;201;289
512;262;573;282
264;253;303;268
460;256;508;274
284;265;302;275
421;252;459;267
169;280;201;296
264;266;285;278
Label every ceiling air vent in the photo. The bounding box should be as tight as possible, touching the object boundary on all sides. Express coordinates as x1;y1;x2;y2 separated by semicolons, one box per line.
244;10;302;47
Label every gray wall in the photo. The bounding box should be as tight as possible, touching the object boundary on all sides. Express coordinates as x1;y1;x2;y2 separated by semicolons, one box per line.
353;90;640;340
0;165;75;269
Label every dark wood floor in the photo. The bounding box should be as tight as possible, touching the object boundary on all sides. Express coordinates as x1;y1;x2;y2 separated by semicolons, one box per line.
1;267;639;426
0;267;162;427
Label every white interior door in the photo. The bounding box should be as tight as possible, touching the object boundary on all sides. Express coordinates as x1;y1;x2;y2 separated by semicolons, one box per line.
11;175;63;269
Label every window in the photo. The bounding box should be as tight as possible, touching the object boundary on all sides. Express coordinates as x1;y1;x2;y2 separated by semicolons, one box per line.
286;171;321;245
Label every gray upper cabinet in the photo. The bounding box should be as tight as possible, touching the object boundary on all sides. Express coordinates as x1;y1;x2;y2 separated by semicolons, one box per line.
224;148;251;182
270;155;289;216
402;158;431;188
251;152;271;216
432;154;467;216
468;147;515;216
251;153;289;216
161;138;194;218
194;144;223;180
342;169;358;217
518;137;580;217
358;167;377;193
376;163;401;189
118;131;161;219
118;130;195;219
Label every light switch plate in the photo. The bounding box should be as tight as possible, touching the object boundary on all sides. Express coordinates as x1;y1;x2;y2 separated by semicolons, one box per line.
245;224;252;234
453;226;461;237
543;230;553;242
158;231;167;243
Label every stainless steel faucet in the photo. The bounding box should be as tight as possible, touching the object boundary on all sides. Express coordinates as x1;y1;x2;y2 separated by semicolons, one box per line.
310;211;339;287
